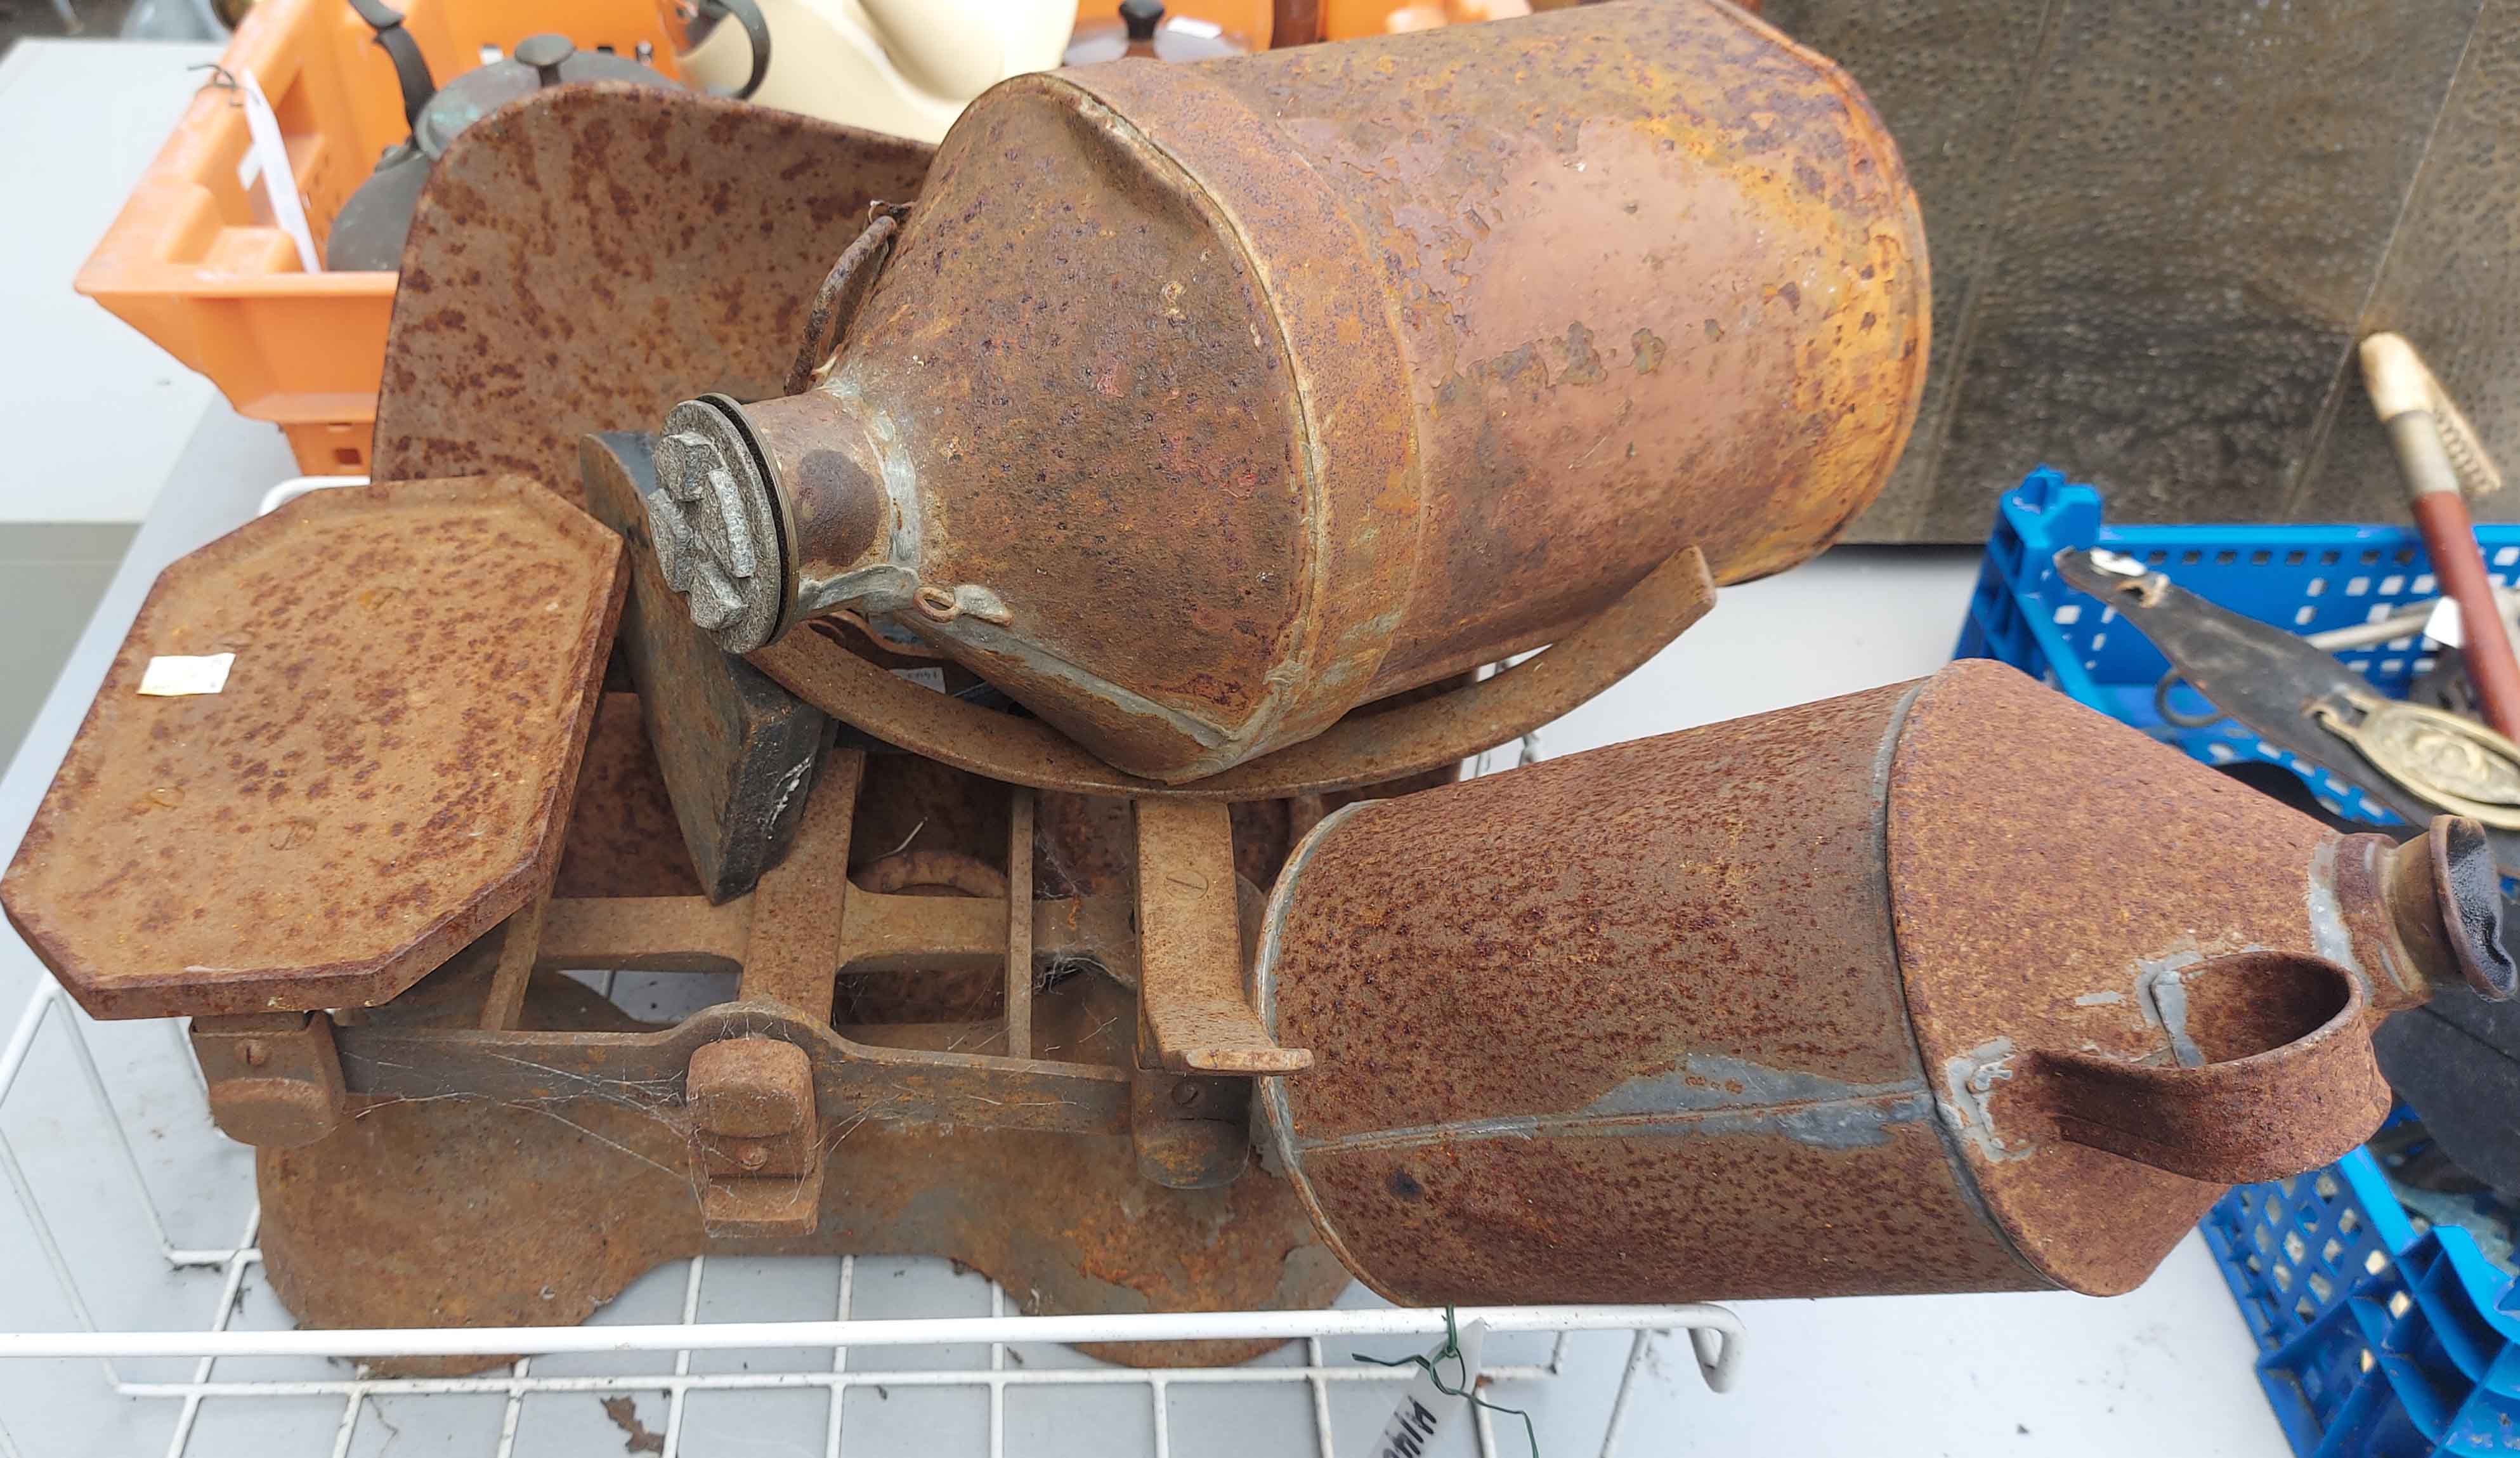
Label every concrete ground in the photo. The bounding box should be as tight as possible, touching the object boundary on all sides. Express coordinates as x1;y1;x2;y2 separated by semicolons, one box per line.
0;0;134;52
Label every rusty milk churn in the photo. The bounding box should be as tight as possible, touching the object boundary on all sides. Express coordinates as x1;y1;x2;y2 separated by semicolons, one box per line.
639;0;1929;782
1251;659;2514;1305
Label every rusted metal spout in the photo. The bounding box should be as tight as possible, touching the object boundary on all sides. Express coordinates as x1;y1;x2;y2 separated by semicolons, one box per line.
2384;816;2516;1002
1251;660;2507;1308
646;0;1928;782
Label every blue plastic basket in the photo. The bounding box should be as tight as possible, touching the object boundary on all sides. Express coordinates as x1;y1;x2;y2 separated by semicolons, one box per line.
2203;1152;2520;1458
1954;468;2520;824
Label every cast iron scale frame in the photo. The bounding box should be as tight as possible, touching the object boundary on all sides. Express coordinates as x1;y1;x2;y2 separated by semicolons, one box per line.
0;450;1721;1376
0;474;1742;1457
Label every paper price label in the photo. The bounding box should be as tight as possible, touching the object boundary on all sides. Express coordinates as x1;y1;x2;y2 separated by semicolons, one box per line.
236;70;321;273
138;653;236;697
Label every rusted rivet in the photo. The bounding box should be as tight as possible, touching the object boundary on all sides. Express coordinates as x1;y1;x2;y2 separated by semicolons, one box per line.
732;1139;770;1171
1170;1080;1202;1108
913;585;961;622
238;1040;269;1068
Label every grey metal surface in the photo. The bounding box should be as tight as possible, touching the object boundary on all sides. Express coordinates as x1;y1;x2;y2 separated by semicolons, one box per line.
0;404;294;1458
1783;0;2518;540
0;408;291;924
0;39;222;523
0;522;132;770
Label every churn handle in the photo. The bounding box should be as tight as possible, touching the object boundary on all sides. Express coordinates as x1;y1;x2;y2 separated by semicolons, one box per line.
2020;952;2392;1184
785;203;913;396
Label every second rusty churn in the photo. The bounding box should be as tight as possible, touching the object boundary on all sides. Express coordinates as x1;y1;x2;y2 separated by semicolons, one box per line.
1250;659;2512;1306
639;0;1929;782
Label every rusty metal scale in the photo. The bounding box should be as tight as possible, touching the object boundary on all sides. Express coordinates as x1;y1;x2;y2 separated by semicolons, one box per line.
5;0;2487;1373
3;478;626;1026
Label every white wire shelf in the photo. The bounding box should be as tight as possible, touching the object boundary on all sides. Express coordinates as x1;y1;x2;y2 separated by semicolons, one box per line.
0;973;1744;1458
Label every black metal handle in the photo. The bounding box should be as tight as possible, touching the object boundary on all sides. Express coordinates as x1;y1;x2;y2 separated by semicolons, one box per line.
346;0;436;131
695;0;772;102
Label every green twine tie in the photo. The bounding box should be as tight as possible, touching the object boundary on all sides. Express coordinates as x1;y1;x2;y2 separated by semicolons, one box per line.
1352;1307;1540;1458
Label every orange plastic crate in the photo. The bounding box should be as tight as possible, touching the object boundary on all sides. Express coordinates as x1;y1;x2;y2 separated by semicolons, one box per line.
77;0;686;474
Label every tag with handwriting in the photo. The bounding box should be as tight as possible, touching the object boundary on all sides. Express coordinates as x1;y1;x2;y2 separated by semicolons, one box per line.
1372;1319;1486;1458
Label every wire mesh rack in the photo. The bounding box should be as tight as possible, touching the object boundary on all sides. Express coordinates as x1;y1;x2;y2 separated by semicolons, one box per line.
0;480;1742;1455
0;964;1742;1458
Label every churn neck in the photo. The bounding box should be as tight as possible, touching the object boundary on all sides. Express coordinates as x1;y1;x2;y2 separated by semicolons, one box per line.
645;387;898;655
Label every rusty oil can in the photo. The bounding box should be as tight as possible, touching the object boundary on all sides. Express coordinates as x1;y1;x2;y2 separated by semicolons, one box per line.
639;0;1930;783
1251;659;2512;1306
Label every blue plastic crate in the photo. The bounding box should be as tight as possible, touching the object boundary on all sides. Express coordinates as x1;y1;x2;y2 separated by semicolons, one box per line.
1955;468;2520;824
2205;1152;2520;1458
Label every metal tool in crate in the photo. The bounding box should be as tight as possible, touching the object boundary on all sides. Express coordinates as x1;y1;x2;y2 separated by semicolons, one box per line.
1973;335;2520;839
1959;470;2520;827
2052;550;2520;845
322;0;731;273
4;0;2504;1367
